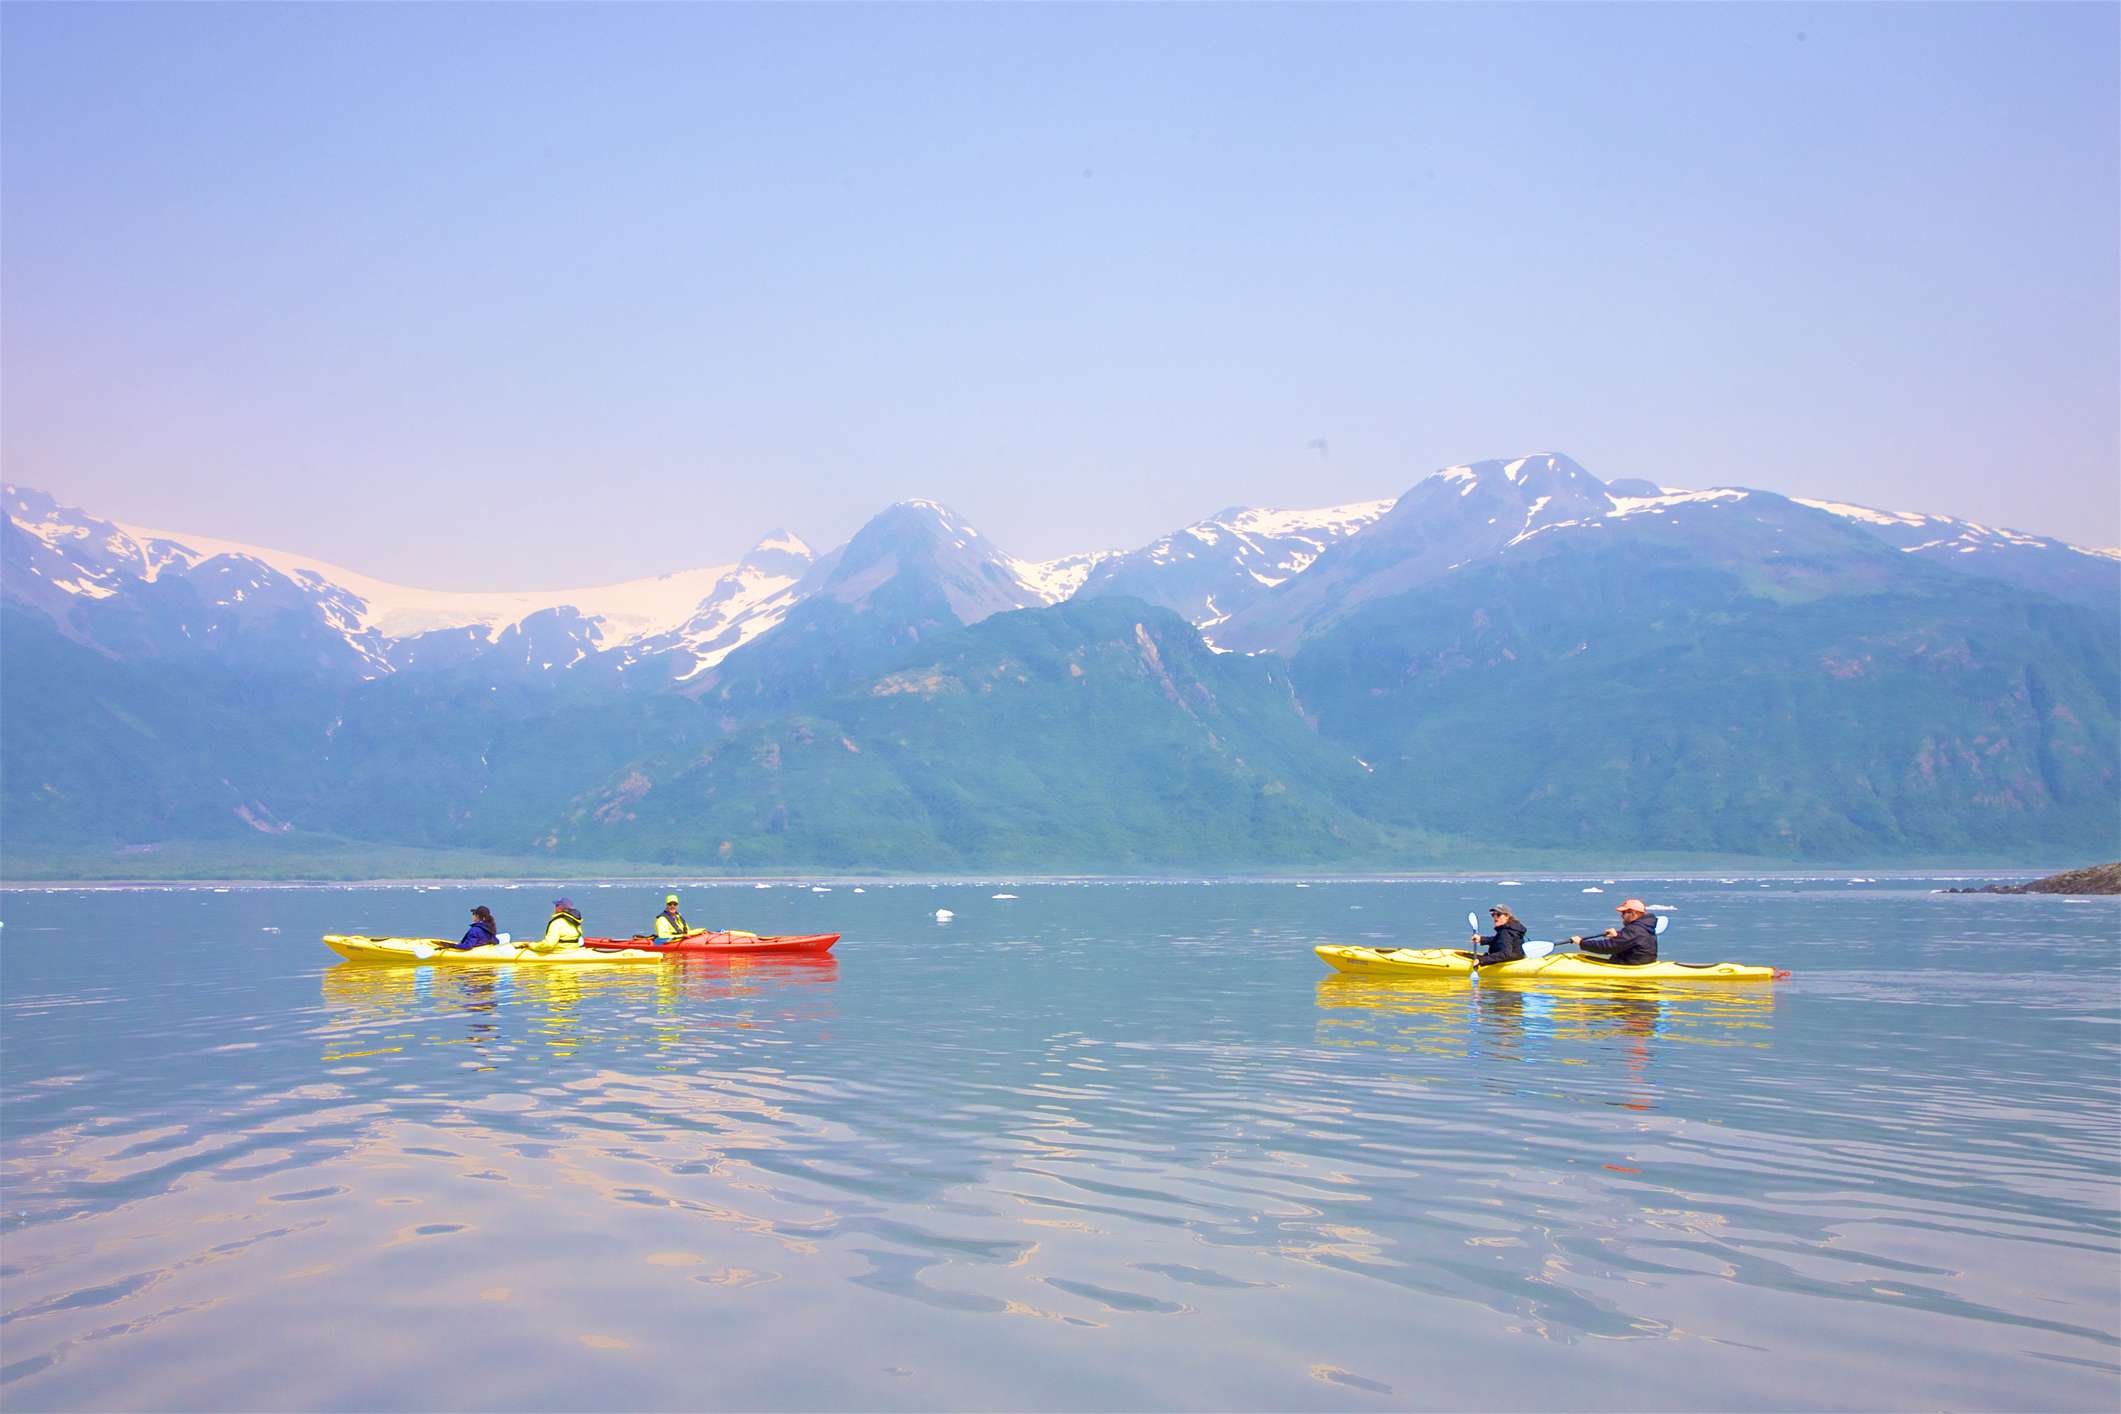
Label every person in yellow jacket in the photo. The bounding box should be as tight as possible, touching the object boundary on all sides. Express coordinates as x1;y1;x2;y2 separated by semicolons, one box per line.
652;894;691;943
529;897;584;953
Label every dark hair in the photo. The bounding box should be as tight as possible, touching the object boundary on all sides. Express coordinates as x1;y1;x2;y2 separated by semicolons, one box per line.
471;906;494;921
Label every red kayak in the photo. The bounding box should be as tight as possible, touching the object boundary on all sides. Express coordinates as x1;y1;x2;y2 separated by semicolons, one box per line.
584;930;839;956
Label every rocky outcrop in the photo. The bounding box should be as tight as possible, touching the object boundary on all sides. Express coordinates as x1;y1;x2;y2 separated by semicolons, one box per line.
1948;862;2121;894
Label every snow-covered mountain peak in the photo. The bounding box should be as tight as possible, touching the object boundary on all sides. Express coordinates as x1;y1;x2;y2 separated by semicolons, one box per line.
2;483;824;677
748;528;812;558
1790;496;2120;605
1071;494;1397;628
737;528;814;579
814;498;1048;625
108;518;740;647
1012;549;1121;604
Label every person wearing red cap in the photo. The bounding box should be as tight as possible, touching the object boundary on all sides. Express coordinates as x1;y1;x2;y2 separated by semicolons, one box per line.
1570;898;1658;966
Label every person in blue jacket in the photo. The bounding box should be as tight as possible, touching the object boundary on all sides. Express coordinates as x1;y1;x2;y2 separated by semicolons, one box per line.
1570;898;1658;965
454;905;500;950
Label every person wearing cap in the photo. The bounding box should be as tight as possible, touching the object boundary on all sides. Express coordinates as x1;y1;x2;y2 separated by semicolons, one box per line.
1570;898;1658;966
453;905;501;951
652;894;691;943
529;897;585;953
1469;905;1527;966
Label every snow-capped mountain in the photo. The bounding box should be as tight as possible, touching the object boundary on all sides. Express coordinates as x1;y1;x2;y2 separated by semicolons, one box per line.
2;483;810;678
1792;498;2119;610
8;458;2114;874
1214;453;1618;652
793;499;1056;624
1215;454;2121;653
1013;548;1121;604
1073;498;1395;630
8;465;2112;682
621;531;814;680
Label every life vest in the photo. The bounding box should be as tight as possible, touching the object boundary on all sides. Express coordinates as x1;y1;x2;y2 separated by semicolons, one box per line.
654;910;689;939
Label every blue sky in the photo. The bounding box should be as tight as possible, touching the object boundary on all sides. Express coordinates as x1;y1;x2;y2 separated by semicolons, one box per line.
5;3;2114;588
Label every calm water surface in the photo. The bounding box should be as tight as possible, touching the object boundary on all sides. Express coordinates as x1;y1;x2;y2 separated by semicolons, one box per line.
2;879;2116;1411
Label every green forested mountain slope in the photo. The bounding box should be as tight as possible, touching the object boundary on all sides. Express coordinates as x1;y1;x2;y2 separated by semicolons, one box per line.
5;468;2116;878
1290;496;2119;857
555;599;1409;871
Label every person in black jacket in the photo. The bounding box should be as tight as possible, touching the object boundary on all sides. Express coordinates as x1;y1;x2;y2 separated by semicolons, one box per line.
1471;906;1527;966
1570;898;1657;965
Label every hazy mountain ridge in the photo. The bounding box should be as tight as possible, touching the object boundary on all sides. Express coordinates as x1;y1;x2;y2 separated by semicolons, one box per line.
5;458;2115;873
1073;498;1396;632
2;483;811;680
1288;489;2119;857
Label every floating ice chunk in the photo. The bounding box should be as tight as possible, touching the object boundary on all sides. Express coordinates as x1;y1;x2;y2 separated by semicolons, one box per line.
934;909;955;922
1648;905;1676;912
1295;883;1310;888
853;887;866;893
1582;887;1603;893
754;883;772;890
811;886;831;893
1496;880;1522;887
261;925;281;933
992;893;1017;900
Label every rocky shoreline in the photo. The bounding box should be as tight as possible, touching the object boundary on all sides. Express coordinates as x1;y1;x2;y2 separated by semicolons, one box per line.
1945;862;2121;895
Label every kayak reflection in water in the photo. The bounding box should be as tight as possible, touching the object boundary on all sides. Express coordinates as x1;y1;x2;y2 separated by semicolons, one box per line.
454;905;501;951
1470;905;1528;966
1568;897;1658;965
529;897;585;953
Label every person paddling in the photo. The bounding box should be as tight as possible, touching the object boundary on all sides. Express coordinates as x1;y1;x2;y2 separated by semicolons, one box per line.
529;897;584;953
1470;905;1527;966
454;905;500;951
652;894;690;943
1570;898;1658;966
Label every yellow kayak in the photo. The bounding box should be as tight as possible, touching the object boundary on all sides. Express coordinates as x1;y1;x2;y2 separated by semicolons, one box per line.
1314;944;1785;983
322;935;664;966
1479;952;1786;983
1314;945;1476;977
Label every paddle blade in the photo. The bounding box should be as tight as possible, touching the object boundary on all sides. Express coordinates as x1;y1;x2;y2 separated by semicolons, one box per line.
1467;912;1480;933
497;933;511;946
1522;940;1559;959
410;943;436;960
1654;914;1670;935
